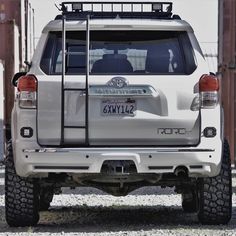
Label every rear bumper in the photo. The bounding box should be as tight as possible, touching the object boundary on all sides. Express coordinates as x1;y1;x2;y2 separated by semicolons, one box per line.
11;104;224;178
14;140;223;178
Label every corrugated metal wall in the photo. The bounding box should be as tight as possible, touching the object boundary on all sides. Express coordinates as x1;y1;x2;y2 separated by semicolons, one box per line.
0;21;19;126
219;0;236;162
0;0;34;131
0;0;34;68
0;0;21;24
0;0;21;130
0;0;22;67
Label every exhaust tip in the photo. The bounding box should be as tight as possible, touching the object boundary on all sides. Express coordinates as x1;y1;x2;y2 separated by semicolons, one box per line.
174;166;188;178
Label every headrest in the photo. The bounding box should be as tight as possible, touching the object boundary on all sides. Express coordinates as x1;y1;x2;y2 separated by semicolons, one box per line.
67;54;86;67
103;54;127;60
145;47;170;73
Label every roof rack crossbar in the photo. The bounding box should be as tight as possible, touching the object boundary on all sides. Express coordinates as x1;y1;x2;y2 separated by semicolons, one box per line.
60;1;173;17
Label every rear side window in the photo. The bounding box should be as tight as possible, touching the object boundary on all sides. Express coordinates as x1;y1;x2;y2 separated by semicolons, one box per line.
40;31;196;75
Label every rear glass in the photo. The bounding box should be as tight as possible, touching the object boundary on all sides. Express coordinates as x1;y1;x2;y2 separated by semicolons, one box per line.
40;31;196;75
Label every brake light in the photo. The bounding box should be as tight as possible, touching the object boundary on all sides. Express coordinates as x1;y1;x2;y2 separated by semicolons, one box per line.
199;74;219;109
199;74;219;92
17;75;37;108
17;75;37;92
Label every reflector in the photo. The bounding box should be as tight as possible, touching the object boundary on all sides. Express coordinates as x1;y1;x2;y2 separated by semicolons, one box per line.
203;127;217;138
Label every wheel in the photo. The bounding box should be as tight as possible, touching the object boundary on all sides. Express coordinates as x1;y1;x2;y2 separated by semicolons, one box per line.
5;141;40;227
181;189;198;213
197;139;232;225
39;187;54;211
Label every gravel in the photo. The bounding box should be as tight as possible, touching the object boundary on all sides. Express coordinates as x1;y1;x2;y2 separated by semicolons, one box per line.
0;164;235;235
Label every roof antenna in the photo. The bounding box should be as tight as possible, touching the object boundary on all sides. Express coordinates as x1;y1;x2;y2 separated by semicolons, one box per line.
55;3;61;11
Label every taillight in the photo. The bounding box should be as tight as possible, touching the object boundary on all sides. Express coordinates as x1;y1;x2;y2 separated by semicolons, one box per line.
199;74;219;109
17;75;37;108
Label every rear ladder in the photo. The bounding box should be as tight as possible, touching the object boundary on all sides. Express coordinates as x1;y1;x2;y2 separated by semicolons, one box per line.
60;11;90;146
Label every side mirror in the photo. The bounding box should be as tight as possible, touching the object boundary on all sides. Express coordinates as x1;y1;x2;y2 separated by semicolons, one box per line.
12;72;27;87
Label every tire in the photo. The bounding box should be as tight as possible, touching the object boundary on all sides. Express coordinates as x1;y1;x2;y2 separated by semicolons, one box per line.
197;139;232;225
39;187;54;211
5;141;40;227
181;190;198;213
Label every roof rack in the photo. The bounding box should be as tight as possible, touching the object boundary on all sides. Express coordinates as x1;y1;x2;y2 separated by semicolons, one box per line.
57;1;173;20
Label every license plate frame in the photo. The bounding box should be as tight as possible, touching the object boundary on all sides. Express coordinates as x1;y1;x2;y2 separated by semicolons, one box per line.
101;99;136;117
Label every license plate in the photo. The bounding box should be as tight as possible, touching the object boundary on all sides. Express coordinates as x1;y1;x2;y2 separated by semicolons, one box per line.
101;99;136;116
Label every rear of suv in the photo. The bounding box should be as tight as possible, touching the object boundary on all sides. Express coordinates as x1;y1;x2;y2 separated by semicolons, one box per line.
5;1;232;227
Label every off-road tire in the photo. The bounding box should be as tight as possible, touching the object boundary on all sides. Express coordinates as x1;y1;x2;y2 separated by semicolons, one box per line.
197;139;232;225
39;187;54;211
181;190;198;213
5;141;40;227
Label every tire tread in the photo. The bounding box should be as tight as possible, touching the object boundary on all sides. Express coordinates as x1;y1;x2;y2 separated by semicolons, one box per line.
5;141;40;227
197;139;232;225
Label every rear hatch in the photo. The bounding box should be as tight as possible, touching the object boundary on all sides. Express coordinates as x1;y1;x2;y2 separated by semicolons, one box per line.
37;30;201;146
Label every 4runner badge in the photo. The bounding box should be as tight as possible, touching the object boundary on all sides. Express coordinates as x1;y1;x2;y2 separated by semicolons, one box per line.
158;128;186;135
107;77;129;88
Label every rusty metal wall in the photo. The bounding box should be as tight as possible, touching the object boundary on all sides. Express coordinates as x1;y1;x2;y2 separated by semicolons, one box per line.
219;0;236;162
0;0;21;25
0;21;19;127
0;0;21;129
0;0;35;133
0;0;23;66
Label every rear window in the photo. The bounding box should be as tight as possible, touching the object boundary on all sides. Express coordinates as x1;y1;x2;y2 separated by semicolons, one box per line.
40;31;196;75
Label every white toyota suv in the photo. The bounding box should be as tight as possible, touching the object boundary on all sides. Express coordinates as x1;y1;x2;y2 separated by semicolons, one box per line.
5;1;232;227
